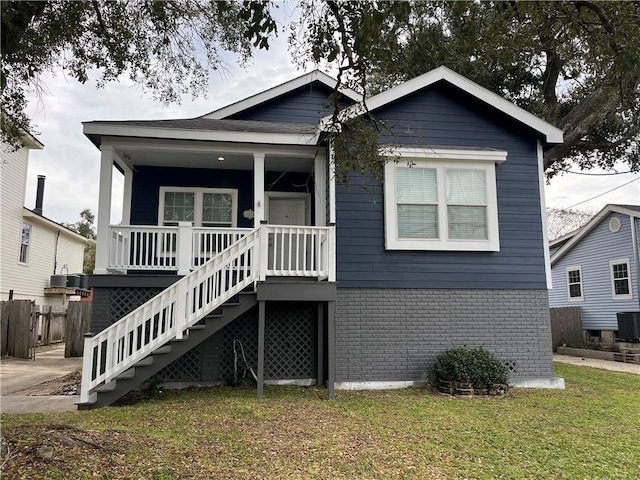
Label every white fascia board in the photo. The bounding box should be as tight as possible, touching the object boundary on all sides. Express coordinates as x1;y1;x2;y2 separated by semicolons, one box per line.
202;70;362;120
320;66;564;145
550;204;640;265
22;208;91;243
102;138;323;158
537;140;552;289
83;123;319;147
387;146;508;163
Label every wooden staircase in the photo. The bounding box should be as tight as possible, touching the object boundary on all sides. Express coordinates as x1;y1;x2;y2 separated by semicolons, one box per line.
77;292;257;409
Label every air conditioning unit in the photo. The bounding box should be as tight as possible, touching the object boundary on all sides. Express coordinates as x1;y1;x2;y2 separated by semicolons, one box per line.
616;312;640;341
50;275;67;287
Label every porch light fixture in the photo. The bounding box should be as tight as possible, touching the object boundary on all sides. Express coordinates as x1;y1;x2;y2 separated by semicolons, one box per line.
217;156;225;161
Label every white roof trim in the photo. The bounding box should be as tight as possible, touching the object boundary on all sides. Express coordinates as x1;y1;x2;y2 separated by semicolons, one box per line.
320;66;564;145
385;146;508;163
550;204;640;265
202;70;362;120
83;122;319;147
22;208;92;243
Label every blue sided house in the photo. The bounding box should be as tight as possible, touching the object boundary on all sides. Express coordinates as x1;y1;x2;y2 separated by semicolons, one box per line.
79;67;565;408
549;204;640;343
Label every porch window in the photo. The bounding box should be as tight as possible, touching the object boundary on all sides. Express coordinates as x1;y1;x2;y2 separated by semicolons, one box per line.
610;259;632;300
566;265;583;301
19;222;31;263
158;187;237;227
384;149;505;251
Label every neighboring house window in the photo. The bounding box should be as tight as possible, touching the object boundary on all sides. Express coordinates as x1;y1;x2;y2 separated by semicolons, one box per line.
383;148;506;251
19;222;31;263
158;187;237;227
610;259;632;300
566;265;583;301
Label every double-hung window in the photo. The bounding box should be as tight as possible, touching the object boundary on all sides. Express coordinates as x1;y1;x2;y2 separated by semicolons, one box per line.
158;187;237;227
384;148;506;251
610;258;632;300
566;265;583;301
19;222;31;263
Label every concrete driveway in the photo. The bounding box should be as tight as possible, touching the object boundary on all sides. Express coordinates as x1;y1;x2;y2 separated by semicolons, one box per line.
1;346;82;414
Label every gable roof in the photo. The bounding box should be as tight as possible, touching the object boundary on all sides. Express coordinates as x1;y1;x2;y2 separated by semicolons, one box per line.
550;204;640;265
202;70;362;120
320;66;564;145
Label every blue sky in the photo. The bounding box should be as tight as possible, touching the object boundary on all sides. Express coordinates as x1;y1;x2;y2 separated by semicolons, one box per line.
24;24;639;226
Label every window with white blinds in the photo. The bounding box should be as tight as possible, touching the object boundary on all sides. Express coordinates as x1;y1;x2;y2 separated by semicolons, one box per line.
384;150;504;251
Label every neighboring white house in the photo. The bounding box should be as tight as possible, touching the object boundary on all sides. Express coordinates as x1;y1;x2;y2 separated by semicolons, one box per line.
1;134;89;306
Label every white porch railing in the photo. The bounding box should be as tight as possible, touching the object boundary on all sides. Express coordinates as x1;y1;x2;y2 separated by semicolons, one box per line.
82;224;335;403
106;224;335;280
261;225;334;280
107;225;252;273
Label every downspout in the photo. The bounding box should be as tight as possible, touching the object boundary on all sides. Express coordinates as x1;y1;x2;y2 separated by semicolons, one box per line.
630;215;640;310
53;230;60;274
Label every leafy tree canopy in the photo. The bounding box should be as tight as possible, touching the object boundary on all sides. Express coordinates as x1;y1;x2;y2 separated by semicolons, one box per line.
63;208;96;274
2;0;639;181
1;0;276;146
294;0;640;179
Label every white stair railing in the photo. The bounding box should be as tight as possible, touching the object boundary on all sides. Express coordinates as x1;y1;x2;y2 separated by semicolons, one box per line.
80;228;260;403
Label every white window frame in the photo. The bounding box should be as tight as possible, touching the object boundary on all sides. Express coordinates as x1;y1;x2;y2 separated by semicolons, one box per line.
158;187;238;228
19;222;32;264
566;265;583;302
383;148;506;251
609;258;633;300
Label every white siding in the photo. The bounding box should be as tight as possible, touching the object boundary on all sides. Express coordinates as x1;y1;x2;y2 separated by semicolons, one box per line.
1;142;86;306
1;145;30;301
549;212;640;330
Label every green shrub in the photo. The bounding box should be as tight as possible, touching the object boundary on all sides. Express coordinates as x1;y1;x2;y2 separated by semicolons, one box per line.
433;346;509;387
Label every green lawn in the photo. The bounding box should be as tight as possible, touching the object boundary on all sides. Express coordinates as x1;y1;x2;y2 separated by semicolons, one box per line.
2;363;639;479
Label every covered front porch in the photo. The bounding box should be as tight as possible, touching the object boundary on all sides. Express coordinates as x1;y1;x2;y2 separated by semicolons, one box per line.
86;132;337;278
79;124;339;407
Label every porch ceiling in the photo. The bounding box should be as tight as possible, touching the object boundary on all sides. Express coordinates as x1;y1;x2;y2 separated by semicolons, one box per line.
114;145;315;172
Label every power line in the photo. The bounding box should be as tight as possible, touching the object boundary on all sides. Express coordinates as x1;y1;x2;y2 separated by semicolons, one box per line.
564;177;639;209
563;170;635;176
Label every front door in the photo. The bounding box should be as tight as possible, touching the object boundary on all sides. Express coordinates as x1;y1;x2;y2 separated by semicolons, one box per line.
267;196;308;271
268;197;307;226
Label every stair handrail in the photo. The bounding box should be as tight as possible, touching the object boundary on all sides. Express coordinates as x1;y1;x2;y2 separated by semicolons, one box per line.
80;227;260;403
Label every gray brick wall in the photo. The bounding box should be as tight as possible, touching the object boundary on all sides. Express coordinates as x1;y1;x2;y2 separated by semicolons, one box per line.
335;288;554;382
90;288;111;333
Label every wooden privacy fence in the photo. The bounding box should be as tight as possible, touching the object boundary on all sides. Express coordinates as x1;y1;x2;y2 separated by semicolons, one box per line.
550;306;583;350
1;300;33;359
35;304;67;346
65;302;91;357
1;300;91;358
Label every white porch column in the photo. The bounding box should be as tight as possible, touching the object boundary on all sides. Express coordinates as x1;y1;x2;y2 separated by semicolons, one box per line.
121;164;133;225
94;146;114;274
253;152;265;225
328;143;336;224
314;151;327;226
